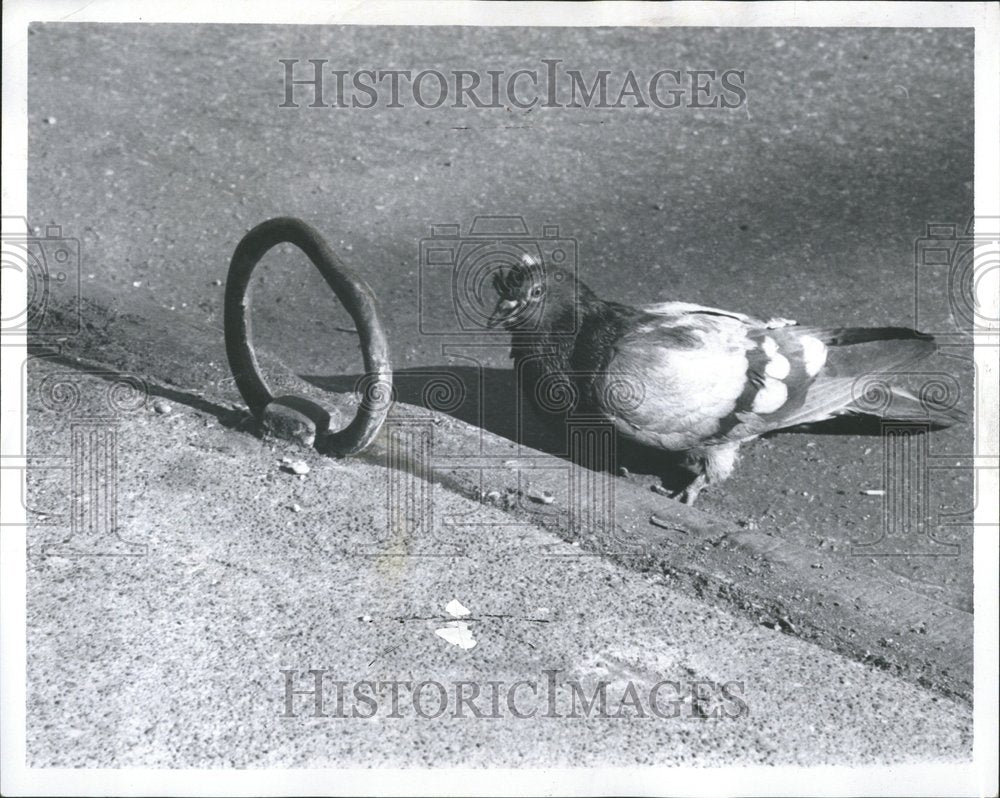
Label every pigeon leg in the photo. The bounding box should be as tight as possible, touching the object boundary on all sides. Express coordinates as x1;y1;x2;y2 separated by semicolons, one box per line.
679;473;707;505
670;442;742;505
658;471;706;503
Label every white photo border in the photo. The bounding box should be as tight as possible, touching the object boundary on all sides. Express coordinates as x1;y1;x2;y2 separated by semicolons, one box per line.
2;2;997;796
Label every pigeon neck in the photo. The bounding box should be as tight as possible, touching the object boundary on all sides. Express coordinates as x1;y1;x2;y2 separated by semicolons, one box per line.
510;296;616;370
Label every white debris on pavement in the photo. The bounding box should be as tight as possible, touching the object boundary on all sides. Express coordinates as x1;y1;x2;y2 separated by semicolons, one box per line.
445;598;471;618
435;621;476;650
435;599;476;649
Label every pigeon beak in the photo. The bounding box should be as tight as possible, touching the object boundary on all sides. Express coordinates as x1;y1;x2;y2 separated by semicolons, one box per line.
487;299;522;328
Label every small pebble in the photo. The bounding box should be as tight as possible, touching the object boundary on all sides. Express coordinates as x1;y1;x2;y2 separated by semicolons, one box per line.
212;279;222;286
44;117;56;125
132;281;142;288
281;460;310;476
861;489;885;496
152;399;172;414
291;503;302;513
526;487;554;505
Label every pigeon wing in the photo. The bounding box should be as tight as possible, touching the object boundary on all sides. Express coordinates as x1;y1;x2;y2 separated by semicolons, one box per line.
707;326;944;441
643;301;796;330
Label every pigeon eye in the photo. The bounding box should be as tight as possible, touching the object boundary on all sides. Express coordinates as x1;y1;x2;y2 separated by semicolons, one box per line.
531;285;545;298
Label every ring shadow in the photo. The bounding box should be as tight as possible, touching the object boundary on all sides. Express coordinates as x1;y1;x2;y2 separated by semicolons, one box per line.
302;365;940;494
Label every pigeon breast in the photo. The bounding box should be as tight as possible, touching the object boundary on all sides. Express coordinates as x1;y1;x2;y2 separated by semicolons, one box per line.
598;314;753;450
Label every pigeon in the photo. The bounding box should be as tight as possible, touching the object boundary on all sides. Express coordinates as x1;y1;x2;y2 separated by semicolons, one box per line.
488;256;964;504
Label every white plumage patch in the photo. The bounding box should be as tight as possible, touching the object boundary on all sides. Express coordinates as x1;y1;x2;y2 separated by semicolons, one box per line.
752;378;788;413
765;354;790;379
800;335;828;376
761;336;791;379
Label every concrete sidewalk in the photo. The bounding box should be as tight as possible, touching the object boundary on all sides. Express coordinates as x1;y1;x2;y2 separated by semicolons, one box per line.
25;354;972;767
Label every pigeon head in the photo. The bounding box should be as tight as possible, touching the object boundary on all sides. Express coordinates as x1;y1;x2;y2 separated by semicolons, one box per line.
487;255;583;330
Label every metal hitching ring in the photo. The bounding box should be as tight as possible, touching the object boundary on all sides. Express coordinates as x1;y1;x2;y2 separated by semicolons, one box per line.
224;217;393;456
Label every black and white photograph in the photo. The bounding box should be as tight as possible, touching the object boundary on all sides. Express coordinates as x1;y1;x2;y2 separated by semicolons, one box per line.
1;1;998;795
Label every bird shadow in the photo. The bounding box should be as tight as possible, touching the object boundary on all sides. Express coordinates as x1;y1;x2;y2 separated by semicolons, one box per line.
303;365;695;485
302;365;944;493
